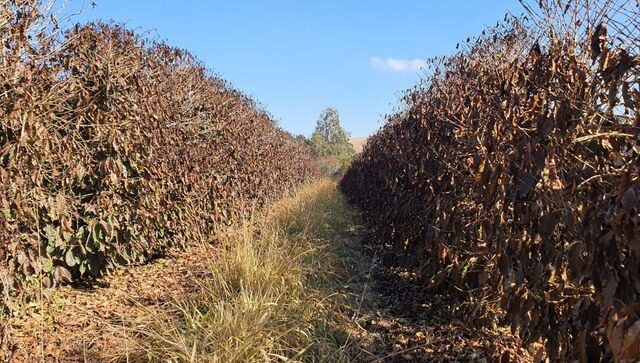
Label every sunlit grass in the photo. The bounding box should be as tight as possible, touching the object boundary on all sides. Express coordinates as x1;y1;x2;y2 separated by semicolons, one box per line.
113;179;369;362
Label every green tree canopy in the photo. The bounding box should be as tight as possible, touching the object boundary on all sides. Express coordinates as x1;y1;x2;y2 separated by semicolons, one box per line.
309;108;355;160
294;134;311;146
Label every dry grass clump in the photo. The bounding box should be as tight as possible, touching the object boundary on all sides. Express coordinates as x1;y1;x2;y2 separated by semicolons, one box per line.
110;180;368;362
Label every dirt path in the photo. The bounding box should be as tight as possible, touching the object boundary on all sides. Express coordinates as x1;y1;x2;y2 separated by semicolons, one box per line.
7;181;530;362
9;243;222;361
349;235;532;362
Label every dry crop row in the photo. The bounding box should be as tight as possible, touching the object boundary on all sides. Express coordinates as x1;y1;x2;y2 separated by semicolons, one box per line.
341;1;639;360
0;0;317;306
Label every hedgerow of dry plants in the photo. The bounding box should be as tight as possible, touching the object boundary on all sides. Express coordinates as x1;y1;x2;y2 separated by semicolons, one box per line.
341;0;639;361
0;0;317;311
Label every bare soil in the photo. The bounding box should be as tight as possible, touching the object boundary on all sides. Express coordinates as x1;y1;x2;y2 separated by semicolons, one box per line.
347;234;532;362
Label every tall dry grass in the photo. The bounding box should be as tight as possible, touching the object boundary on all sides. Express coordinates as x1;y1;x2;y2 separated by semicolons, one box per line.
111;180;369;362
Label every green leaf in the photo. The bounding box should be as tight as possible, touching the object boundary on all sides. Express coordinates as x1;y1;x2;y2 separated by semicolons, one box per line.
44;223;66;248
75;226;87;252
65;249;77;267
90;222;107;252
44;224;57;243
40;257;53;273
45;244;55;256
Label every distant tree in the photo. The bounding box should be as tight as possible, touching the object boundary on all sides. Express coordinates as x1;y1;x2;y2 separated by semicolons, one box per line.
309;108;355;160
294;134;310;146
308;108;356;177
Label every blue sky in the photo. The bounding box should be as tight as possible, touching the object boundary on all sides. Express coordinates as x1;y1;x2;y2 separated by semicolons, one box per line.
68;1;524;137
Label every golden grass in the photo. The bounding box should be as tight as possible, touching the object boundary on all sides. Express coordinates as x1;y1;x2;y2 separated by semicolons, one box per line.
112;179;370;362
349;137;368;154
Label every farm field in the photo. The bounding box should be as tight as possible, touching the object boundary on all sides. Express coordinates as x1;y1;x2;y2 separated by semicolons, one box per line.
8;180;530;362
349;137;368;154
2;0;640;362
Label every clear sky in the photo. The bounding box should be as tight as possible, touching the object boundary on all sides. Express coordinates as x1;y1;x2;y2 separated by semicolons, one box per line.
67;1;524;137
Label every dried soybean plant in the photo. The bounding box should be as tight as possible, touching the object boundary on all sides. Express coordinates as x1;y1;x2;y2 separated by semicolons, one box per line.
341;0;639;361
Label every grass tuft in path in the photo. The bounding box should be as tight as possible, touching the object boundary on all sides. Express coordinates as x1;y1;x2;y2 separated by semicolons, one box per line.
114;179;371;362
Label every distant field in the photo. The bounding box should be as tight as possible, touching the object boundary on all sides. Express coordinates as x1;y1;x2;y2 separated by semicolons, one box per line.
349;137;368;153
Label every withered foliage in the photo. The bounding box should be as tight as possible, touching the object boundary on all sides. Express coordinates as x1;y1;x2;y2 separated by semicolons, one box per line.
0;0;317;302
341;0;640;360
